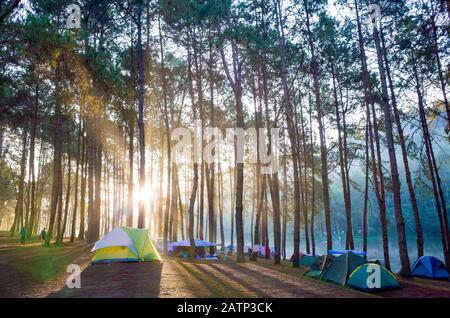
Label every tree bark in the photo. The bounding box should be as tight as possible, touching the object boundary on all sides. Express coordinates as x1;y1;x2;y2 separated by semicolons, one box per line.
354;0;390;270
372;21;410;276
136;0;146;229
363;119;369;254
380;27;423;257
159;15;171;254
78;127;87;240
70;118;82;242
58;134;72;245
11;126;28;236
411;55;450;267
275;0;303;266
218;7;245;262
26;82;38;238
331;65;354;250
304;0;332;250
45;62;63;246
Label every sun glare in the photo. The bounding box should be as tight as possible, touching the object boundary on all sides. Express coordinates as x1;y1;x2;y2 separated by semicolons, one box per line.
135;186;152;203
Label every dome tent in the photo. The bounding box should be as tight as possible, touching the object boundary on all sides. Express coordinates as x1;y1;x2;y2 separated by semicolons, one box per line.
303;254;334;279
91;227;161;263
320;251;366;285
411;256;449;280
347;263;400;292
298;254;318;267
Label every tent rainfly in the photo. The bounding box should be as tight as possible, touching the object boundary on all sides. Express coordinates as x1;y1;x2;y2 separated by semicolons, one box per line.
328;250;367;257
91;227;161;263
411;256;449;280
320;251;366;285
347;264;400;292
298;254;318;267
169;239;220;248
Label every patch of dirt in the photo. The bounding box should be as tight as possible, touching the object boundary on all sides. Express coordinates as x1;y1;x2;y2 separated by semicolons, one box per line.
50;260;165;298
379;278;450;298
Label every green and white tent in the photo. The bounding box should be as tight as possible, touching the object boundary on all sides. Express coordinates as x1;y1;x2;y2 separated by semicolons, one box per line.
91;227;161;263
320;252;366;285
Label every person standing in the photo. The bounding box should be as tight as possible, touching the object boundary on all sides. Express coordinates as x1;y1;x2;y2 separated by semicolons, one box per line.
20;227;27;244
40;227;46;241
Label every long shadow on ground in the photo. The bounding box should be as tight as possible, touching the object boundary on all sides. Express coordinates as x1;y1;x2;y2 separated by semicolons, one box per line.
199;263;272;297
48;261;163;298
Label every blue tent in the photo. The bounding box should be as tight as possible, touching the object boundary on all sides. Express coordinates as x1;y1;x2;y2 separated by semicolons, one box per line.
170;239;220;247
411;256;449;280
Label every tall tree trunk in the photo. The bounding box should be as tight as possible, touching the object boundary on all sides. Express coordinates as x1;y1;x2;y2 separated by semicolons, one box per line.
207;37;216;254
354;0;390;270
159;15;171;254
193;40;205;242
186;45;198;258
86;112;97;243
306;2;332;251
250;168;255;251
253;173;266;261
230;166;235;249
70;118;82;242
282;148;288;260
45;62;63;247
112;142;117;229
412;55;450;267
275;0;303;266
298;99;310;254
171;163;178;242
177;173;184;240
309;102;316;256
33;142;45;235
258;1;281;264
362;119;369;254
58;134;72;245
26;82;38;238
372;19;410;276
251;71;262;262
331;65;354;250
11;126;28;236
218;163;225;251
93;129;102;242
78;129;87;240
56;169;63;243
218;8;245;263
157;136;164;237
136;0;146;229
380;27;423;257
148;146;154;231
127;113;135;227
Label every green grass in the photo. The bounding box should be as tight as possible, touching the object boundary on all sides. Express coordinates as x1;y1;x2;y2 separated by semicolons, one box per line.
1;238;88;283
14;247;75;282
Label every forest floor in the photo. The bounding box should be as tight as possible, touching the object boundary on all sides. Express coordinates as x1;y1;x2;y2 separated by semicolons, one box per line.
1;232;450;298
